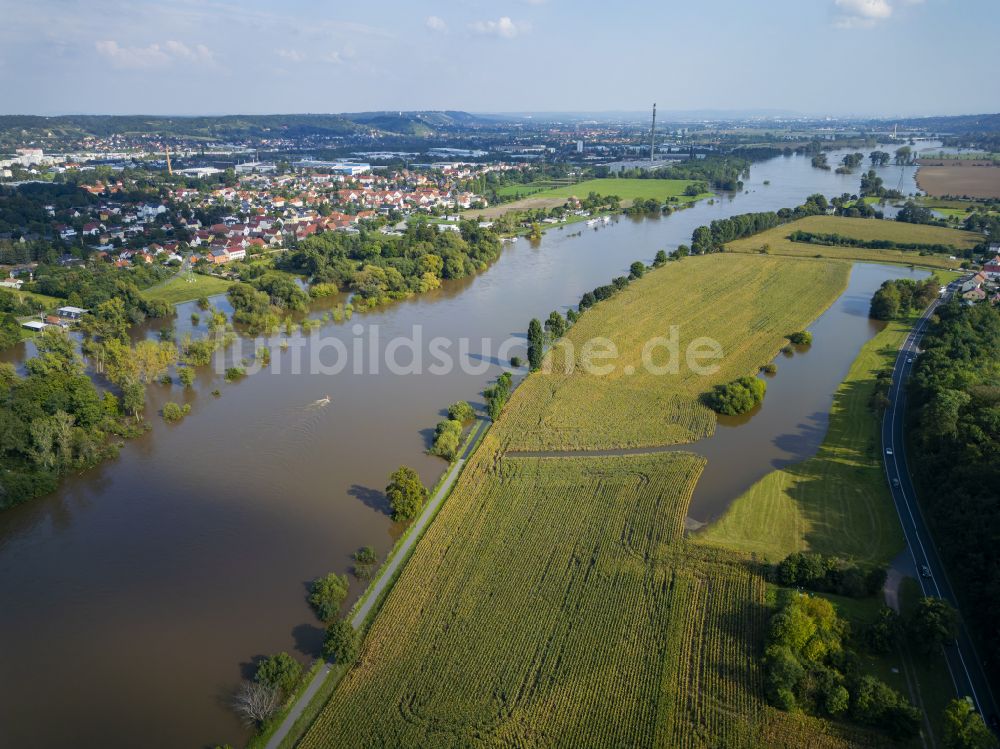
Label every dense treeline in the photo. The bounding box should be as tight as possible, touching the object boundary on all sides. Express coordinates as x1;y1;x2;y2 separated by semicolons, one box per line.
908;302;1000;680
280;221;502;308
0;329;130;507
789;230;960;255
28;262;173;320
0;183;97;237
774;552;886;598
868;278;938;320
690;193;829;254
764;591;920;740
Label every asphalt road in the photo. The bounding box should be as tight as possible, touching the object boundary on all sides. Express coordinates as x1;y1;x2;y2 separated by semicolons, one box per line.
881;286;998;724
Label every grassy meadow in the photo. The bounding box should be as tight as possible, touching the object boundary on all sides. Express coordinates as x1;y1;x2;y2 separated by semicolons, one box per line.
500;254;850;450
140;272;233;305
530;177;712;203
473;178;713;219
725;215;979;270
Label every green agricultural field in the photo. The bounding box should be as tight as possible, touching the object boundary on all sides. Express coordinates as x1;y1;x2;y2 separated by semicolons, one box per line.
140;272;233;305
532;177;711;203
299;448;871;748
298;252;904;749
494;181;563;198
500;254;849;451
697;316;911;564
726;215;978;270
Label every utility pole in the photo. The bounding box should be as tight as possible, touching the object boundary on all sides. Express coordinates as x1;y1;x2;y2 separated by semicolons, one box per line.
649;103;657;162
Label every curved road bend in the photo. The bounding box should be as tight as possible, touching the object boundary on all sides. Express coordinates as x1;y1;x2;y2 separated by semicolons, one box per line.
264;419;485;749
882;288;998;723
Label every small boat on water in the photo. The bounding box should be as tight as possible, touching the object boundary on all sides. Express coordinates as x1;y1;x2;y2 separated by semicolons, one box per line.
586;219;598;227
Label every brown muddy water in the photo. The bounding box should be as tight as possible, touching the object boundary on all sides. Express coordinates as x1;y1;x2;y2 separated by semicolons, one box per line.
0;147;933;748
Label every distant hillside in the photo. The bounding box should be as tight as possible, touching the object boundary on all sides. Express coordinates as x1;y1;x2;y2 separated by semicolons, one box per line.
0;111;497;148
885;113;1000;134
341;110;494;135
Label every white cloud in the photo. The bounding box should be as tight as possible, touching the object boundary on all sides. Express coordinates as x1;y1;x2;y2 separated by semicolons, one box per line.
832;0;896;28
276;48;305;63
95;39;213;68
469;17;528;38
425;16;447;33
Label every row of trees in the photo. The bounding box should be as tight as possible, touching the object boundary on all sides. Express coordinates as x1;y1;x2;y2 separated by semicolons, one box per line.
774;552;886;598
790;229;959;255
689;194;830;254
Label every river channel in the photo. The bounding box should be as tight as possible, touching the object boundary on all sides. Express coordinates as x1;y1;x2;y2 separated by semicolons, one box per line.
0;143;940;748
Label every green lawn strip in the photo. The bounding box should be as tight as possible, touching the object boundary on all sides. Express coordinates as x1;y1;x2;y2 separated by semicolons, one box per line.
140;272;234;305
697;316;912;565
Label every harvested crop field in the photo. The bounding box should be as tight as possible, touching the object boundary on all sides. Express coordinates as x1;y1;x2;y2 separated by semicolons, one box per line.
916;162;1000;199
499;253;849;451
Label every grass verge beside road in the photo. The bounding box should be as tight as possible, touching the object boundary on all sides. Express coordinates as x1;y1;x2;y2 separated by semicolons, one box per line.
697;316;912;564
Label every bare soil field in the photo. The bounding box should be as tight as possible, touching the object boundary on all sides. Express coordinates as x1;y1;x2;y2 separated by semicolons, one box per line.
916;161;1000;198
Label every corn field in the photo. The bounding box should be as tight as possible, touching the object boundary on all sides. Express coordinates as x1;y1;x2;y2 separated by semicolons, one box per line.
498;254;849;451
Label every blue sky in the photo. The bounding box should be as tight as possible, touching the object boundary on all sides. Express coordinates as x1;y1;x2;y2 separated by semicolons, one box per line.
0;0;996;117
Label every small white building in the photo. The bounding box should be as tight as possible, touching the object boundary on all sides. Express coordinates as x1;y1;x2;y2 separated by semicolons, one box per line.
56;306;88;320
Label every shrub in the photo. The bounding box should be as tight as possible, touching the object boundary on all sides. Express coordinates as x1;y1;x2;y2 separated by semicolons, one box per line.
705;376;766;415
430;419;463;461
510;355;523;368
762;363;778;375
177;367;195;388
254;652;302;698
354;546;377;565
385;466;427;521
787;330;813;346
323;619;358;664
224;366;245;382
447;401;475;423
308;573;349;622
161;401;190;422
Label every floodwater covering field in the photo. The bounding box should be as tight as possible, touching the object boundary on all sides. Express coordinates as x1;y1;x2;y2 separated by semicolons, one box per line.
0;143;939;748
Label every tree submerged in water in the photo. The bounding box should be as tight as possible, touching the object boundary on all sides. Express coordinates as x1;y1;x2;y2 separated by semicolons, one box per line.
704;376;767;416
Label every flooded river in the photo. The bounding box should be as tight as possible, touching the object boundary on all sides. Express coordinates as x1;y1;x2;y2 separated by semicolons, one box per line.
0;144;936;748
